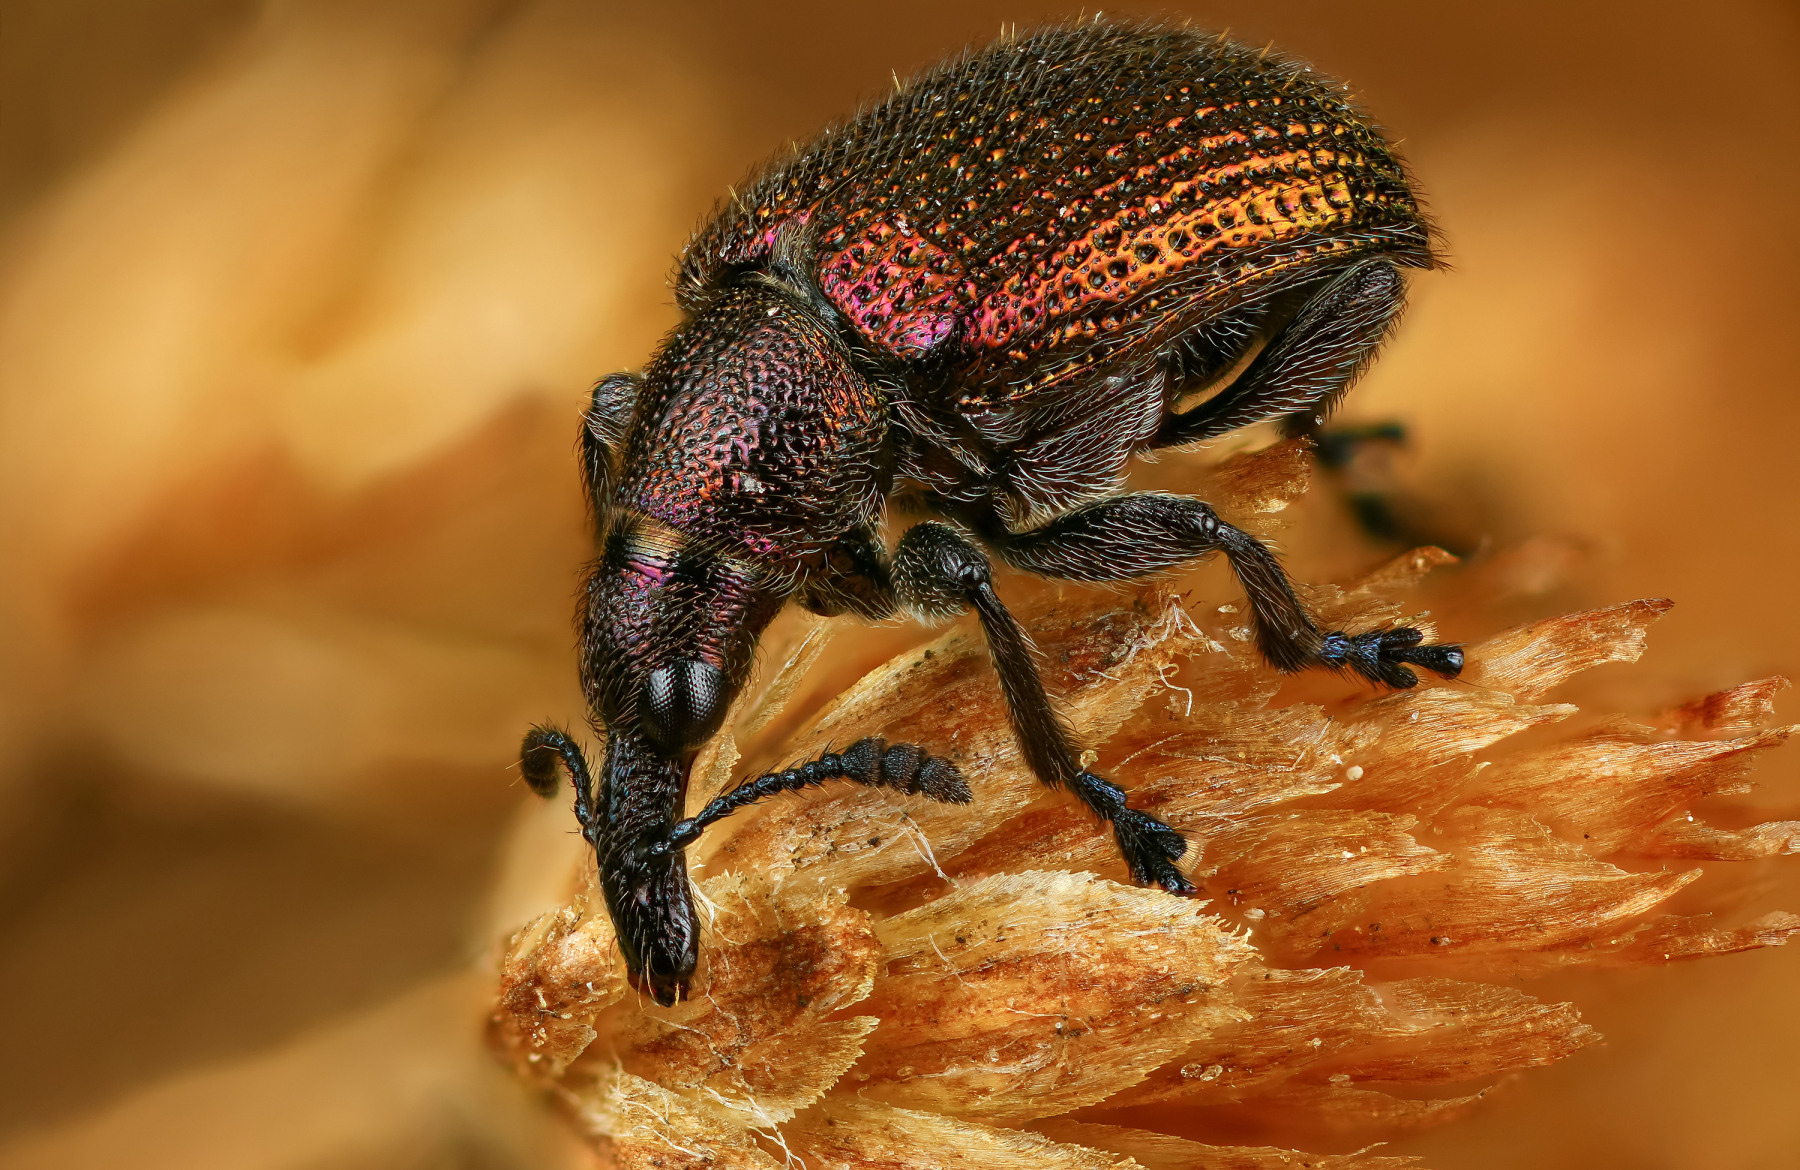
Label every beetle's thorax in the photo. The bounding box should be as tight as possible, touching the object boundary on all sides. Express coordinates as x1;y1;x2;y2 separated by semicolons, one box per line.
581;273;893;768
617;278;887;566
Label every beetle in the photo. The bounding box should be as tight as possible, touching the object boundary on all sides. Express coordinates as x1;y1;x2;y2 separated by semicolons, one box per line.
520;17;1463;1006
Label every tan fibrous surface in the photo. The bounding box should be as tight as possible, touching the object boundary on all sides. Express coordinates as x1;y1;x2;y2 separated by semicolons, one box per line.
488;444;1800;1168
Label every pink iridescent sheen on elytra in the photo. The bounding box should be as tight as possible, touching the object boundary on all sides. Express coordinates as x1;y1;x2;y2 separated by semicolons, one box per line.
817;210;977;361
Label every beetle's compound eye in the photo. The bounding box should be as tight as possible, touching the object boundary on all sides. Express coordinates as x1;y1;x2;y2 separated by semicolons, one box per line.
636;659;729;753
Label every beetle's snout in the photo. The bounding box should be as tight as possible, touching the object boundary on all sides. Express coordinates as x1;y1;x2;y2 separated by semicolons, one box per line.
635;936;696;1007
601;821;701;1007
636;659;729;753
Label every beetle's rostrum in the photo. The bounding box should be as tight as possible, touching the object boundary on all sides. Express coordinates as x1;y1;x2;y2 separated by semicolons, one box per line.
520;18;1463;1006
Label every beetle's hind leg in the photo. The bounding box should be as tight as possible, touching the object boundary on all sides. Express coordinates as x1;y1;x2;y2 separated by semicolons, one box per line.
981;493;1464;688
1152;260;1458;546
1212;517;1464;685
890;523;1196;894
1153;257;1407;448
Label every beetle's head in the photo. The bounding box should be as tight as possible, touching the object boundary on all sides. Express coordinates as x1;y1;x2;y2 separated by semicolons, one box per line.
581;516;784;1004
584;515;782;754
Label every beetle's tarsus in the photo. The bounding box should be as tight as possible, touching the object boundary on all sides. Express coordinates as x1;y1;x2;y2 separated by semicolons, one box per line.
1303;419;1409;468
1400;641;1465;677
1109;800;1197;895
1318;626;1464;688
1069;770;1193;894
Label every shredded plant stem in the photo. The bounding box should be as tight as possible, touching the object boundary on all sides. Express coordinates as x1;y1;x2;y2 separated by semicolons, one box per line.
488;442;1798;1169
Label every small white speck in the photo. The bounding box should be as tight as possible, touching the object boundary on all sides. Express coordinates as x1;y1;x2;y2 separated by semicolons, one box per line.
1340;850;1355;859
1345;765;1364;781
1244;907;1266;920
766;306;780;316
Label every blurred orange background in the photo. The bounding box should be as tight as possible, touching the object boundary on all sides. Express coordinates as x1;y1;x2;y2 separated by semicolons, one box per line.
0;1;1796;1167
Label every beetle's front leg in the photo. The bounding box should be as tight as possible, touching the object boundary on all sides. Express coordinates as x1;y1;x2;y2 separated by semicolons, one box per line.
891;523;1195;894
579;371;642;537
983;492;1464;688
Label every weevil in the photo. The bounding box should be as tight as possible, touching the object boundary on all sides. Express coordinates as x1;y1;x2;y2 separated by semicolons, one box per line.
520;18;1463;1005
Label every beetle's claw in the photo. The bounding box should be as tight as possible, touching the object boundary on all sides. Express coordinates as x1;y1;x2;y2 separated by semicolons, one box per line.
1112;805;1197;896
1397;640;1465;678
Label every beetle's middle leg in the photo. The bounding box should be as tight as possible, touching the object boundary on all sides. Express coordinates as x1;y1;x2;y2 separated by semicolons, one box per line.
980;493;1464;688
790;526;1194;892
887;522;1196;894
